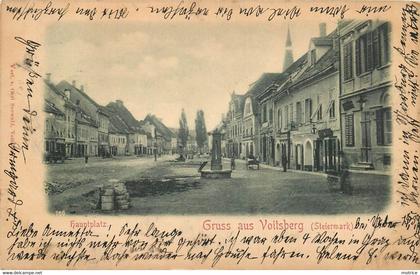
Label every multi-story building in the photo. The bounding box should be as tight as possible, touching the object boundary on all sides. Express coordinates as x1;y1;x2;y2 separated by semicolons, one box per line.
225;92;245;158
97;106;110;156
44;76;77;159
274;28;341;172
133;129;148;155
44;98;66;159
143;114;176;155
242;73;284;160
108;112;130;156
338;20;392;171
56;80;110;157
256;73;288;165
75;107;98;157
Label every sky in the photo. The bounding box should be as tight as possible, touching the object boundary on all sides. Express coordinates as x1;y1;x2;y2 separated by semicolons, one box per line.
46;21;336;130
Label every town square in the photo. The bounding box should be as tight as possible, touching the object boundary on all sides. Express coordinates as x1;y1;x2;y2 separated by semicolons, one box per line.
44;19;392;215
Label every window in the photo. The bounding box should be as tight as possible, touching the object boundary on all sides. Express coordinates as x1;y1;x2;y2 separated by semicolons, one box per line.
289;104;294;123
245;102;251;115
343;43;353;80
285;105;289;127
262;104;267;123
269;108;273;124
376;107;392;145
305;98;312;123
378;23;390;66
329;100;336;118
278;109;282;130
296;102;303;124
317;104;323;120
345;114;355;147
356;32;373;75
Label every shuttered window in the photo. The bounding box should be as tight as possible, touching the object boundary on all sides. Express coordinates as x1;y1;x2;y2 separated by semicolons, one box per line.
379;23;390;66
305;98;312;123
366;32;374;71
345;114;355;147
372;29;380;68
356;32;374;75
343;43;353;80
296;102;302;124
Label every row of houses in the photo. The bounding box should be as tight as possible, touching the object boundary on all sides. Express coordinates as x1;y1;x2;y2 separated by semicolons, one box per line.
217;20;392;173
44;78;177;159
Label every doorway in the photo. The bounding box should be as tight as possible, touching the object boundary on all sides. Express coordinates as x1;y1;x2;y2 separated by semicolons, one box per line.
304;141;313;171
361;112;371;163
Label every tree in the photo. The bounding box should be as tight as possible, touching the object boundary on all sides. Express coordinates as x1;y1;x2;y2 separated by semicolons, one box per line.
178;108;189;156
195;110;208;154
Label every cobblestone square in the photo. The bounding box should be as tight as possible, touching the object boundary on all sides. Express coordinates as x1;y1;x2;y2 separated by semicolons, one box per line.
46;156;390;215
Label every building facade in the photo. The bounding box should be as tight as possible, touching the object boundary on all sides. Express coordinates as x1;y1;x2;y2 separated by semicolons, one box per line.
225;92;245;158
44;78;77;159
338;20;392;171
274;46;341;172
56;80;111;157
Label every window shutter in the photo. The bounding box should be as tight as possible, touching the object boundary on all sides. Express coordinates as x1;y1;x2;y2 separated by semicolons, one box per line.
373;29;379;68
309;99;312;119
345;114;354;147
367;32;373;71
376;109;384;145
355;39;361;76
383;23;390;64
343;43;353;80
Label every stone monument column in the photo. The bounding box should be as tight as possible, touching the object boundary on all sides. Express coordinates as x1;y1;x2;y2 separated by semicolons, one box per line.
211;131;222;170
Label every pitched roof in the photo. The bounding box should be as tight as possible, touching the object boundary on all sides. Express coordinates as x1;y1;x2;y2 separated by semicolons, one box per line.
292;47;338;88
44;79;65;98
107;111;132;134
143;114;176;141
246;73;284;98
231;93;246;114
77;108;97;127
56;80;100;108
284;52;308;75
106;101;141;131
44;100;64;116
312;38;333;47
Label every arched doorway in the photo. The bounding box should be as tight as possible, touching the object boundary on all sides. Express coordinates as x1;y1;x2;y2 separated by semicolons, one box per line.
304;140;313;171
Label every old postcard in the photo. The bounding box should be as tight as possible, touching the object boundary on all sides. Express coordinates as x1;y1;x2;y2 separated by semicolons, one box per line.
0;0;419;270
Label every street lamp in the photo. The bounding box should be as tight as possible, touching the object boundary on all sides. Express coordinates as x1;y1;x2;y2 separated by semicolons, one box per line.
310;118;317;134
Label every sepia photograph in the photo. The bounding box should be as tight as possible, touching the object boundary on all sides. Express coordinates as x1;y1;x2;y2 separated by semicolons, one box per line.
43;19;392;215
2;0;419;271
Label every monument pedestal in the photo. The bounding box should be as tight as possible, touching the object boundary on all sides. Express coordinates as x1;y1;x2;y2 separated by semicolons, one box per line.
200;130;231;179
200;169;232;179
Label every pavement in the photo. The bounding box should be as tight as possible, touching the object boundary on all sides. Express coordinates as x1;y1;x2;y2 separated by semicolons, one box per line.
46;155;391;215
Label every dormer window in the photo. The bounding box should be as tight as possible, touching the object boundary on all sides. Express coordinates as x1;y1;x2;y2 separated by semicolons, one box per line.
310;49;316;66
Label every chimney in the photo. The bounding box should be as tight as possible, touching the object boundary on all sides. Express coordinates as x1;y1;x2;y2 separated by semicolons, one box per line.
80;85;84;92
319;23;327;37
116;99;123;106
45;73;51;83
72;80;76;87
